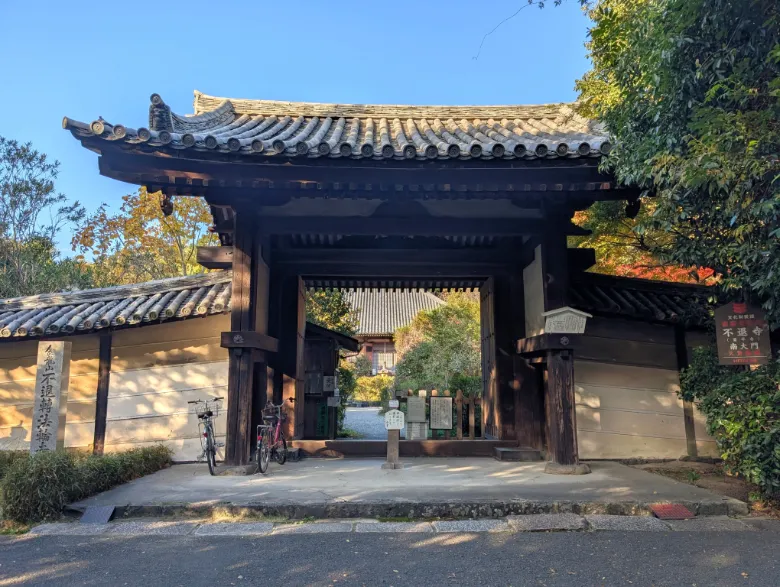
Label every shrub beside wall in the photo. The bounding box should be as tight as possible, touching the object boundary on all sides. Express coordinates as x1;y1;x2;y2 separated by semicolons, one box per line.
0;445;172;523
680;347;780;498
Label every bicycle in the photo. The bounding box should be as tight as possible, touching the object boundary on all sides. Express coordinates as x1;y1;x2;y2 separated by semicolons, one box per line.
188;397;223;476
256;398;293;474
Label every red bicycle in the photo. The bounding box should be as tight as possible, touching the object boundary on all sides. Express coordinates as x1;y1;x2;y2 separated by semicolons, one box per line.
256;399;292;474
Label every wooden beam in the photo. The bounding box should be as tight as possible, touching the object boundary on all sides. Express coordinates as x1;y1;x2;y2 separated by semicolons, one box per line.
220;331;279;353
276;248;520;266
92;333;112;455
285;263;502;278
517;334;582;355
676;325;698;458
254;216;589;237
99;150;613;188
197;246;233;269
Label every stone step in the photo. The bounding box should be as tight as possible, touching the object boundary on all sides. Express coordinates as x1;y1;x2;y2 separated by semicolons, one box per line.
493;447;543;462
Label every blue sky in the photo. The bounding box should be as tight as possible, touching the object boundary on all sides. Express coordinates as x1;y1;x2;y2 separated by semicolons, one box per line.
0;1;592;253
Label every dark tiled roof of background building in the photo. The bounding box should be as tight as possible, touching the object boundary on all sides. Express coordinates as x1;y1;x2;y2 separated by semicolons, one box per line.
62;91;611;162
344;290;445;336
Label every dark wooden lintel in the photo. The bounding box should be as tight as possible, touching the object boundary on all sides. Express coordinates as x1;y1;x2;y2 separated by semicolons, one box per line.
517;333;582;356
197;246;233;269
221;331;279;353
276;248;519;266
253;216;588;237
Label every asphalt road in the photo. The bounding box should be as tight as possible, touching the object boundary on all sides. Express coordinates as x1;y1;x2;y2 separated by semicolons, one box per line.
1;531;778;586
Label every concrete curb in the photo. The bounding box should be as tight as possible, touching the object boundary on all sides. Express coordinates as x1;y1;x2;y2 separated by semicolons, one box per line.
68;497;748;521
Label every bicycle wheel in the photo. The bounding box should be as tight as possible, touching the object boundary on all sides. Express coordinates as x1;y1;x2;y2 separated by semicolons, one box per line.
206;429;217;476
275;436;287;465
256;433;270;474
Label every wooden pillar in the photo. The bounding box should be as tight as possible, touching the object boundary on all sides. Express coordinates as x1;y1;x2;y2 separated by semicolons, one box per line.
224;214;271;466
92;333;112;455
540;221;588;473
271;272;306;440
544;349;589;474
479;277;499;438
675;325;698;457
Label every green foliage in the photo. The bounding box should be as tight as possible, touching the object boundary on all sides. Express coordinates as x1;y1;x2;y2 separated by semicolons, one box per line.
353;354;372;377
354;374;394;403
0;136;91;298
0;451;28;482
335;360;357;433
0;446;172;523
577;0;780;323
394;293;481;394
680;346;780;497
305;290;358;337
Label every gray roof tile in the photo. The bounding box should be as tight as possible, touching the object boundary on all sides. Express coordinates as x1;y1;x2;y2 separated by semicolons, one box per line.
344;290;445;336
63;91;612;162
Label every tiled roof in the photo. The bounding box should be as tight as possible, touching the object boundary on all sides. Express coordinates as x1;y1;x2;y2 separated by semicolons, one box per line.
570;273;713;326
0;270;713;342
344;290;445;336
0;272;232;340
62;91;611;162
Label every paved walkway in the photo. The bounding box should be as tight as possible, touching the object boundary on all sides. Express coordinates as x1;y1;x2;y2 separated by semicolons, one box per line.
71;459;745;517
342;407;386;439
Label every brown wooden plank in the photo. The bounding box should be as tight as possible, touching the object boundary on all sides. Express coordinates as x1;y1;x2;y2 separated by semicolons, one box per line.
92;333;112;455
455;390;463;441
574;335;677;370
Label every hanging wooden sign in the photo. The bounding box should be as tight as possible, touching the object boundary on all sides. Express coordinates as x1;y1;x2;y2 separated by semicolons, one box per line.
714;302;771;366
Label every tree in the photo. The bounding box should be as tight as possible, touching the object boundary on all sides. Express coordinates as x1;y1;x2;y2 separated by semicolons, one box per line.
305;290;358;337
394;293;481;395
0;136;90;298
576;0;780;322
72;187;217;287
571;200;715;282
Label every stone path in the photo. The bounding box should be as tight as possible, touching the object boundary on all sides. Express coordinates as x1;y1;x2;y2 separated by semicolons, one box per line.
341;407;387;439
30;515;779;537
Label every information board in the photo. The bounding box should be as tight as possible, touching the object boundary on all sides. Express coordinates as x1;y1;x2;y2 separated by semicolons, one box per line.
715;302;771;366
406;397;427;423
384;409;405;430
430;397;453;430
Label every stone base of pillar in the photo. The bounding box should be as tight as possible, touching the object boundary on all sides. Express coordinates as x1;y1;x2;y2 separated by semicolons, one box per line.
544;462;591;475
214;463;259;476
381;462;405;470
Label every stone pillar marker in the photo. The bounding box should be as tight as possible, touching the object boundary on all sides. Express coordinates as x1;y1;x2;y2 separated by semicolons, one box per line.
383;409;405;470
30;341;71;454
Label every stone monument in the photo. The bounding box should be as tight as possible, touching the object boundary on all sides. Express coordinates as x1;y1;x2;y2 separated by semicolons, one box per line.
30;341;72;454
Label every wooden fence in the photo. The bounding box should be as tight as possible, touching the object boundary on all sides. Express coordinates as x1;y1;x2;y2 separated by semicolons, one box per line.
395;389;482;440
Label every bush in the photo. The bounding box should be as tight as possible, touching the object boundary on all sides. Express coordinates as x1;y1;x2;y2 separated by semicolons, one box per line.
680;347;780;498
0;451;28;481
355;374;394;403
0;445;172;523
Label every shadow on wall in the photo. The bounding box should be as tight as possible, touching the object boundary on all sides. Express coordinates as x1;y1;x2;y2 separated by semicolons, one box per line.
0;426;29;450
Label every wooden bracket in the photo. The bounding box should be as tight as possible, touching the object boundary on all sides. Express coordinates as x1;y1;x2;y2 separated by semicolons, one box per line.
221;331;279;353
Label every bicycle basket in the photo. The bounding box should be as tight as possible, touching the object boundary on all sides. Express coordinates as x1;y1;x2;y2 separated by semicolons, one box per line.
195;400;220;418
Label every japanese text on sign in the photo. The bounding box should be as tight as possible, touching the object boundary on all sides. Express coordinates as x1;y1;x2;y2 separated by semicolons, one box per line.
384;409;405;430
714;302;771;366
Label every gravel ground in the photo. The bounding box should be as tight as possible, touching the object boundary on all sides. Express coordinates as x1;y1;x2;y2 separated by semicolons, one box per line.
341;407;388;439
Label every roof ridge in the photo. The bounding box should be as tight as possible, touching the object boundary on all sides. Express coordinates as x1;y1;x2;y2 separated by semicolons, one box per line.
193;90;577;119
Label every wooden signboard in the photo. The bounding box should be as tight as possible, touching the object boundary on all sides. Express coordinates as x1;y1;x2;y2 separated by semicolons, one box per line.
715;302;771;366
384;409;405;430
429;397;453;430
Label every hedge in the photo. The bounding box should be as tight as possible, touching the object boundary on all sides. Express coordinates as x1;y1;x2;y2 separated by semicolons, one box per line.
680;347;780;498
0;445;172;523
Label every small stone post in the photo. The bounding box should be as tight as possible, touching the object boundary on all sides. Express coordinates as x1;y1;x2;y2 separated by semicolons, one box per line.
30;341;72;454
382;409;405;470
